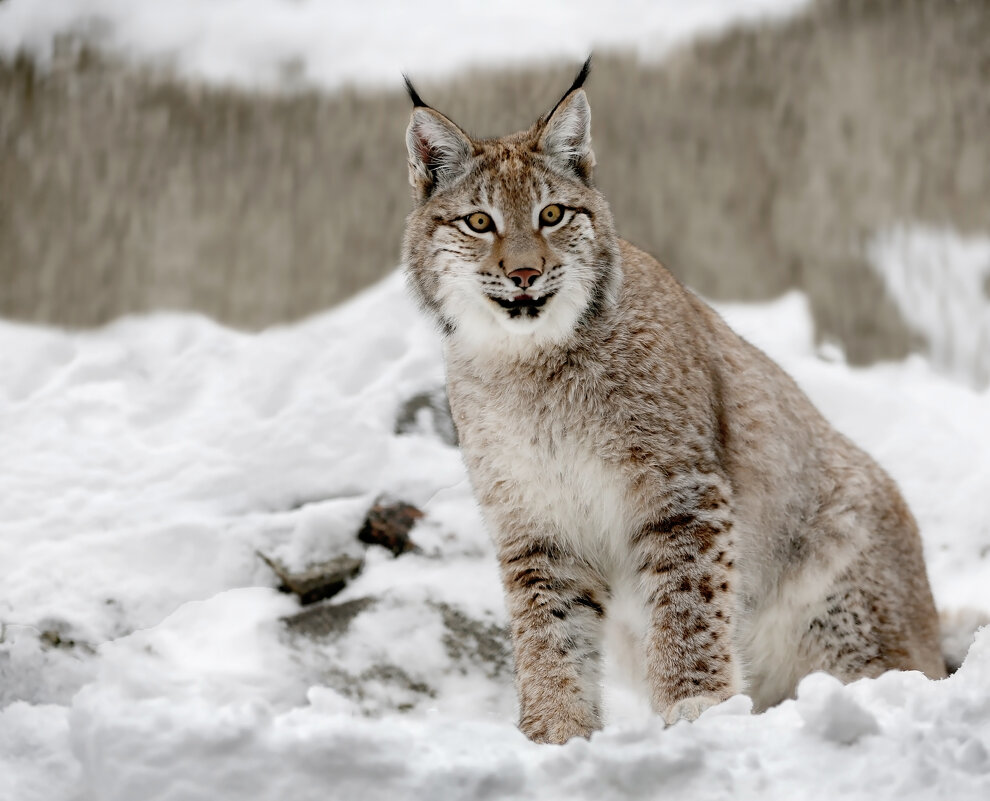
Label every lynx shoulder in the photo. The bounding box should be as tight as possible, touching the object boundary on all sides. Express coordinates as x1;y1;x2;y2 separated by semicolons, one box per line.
401;60;946;745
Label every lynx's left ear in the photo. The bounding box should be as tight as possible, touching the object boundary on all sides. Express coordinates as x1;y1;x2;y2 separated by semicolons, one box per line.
538;57;596;184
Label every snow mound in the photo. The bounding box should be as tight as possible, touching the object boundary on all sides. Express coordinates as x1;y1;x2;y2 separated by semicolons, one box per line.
58;629;990;801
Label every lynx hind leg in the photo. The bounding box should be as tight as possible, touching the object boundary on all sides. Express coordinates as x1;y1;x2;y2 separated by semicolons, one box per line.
633;493;741;724
795;491;946;686
499;539;609;744
800;578;947;685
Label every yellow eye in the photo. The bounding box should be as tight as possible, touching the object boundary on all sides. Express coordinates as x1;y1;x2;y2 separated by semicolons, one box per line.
539;204;564;227
465;212;494;233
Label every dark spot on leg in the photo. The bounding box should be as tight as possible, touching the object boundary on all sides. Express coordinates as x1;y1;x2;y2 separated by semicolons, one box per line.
655;513;695;535
694;523;718;554
572;593;605;617
503;540;560;564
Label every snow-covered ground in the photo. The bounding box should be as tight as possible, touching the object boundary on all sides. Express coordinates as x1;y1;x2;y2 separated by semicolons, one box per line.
1;260;988;801
0;0;811;90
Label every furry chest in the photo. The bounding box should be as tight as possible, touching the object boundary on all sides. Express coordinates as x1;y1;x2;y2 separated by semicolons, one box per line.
462;408;634;564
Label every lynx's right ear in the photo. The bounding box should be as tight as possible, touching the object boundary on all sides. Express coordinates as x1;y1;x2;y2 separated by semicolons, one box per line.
404;77;474;202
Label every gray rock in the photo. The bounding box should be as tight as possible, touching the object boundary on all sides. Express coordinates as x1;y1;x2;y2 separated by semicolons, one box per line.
395;388;459;447
356;501;423;557
259;551;363;605
282;596;375;638
433;602;511;680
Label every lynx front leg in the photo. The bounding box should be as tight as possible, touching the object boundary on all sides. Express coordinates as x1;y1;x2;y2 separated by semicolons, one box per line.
498;538;609;744
633;496;740;724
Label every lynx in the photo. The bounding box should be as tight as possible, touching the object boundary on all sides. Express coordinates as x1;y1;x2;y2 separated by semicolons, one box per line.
401;60;946;744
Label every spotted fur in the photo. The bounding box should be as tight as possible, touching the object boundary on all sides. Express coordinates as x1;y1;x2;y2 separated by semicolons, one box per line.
401;63;946;744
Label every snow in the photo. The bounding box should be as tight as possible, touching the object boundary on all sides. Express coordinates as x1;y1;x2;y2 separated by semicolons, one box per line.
1;259;989;801
0;0;811;91
868;226;990;389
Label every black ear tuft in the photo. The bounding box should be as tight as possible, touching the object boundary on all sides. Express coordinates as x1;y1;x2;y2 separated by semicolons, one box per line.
544;55;592;122
403;75;429;109
569;55;593;94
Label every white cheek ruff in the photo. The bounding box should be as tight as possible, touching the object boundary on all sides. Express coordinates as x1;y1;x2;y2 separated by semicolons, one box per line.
442;270;593;357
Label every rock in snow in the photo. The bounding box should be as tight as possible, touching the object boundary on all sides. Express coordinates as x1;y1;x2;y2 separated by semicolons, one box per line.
259;551;365;606
356;501;424;558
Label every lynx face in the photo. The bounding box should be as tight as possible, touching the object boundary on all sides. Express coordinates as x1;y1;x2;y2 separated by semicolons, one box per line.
402;75;619;354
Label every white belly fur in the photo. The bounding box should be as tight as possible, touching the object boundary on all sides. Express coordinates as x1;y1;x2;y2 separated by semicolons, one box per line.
738;532;863;709
484;425;635;573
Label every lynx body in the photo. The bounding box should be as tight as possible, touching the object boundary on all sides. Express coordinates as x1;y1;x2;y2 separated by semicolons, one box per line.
401;63;946;744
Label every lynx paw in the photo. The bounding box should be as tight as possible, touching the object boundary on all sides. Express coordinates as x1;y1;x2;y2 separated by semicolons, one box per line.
662;695;721;725
519;713;597;745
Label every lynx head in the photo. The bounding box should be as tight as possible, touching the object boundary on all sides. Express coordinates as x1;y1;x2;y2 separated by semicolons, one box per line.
401;59;620;356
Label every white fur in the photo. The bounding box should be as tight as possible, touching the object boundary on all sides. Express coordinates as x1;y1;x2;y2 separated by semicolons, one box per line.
476;417;634;568
663;695;721;725
739;532;863;710
741;600;816;711
438;262;594;360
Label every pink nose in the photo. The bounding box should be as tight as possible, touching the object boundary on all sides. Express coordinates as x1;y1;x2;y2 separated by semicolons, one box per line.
507;268;542;289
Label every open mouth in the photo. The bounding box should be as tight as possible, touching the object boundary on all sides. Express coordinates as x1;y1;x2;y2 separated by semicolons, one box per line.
487;292;555;319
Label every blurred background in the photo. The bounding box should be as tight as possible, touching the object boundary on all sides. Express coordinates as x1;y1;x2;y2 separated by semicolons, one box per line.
1;0;988;385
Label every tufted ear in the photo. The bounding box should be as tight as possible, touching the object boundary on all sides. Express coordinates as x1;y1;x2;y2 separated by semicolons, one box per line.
538;59;596;183
404;80;474;203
